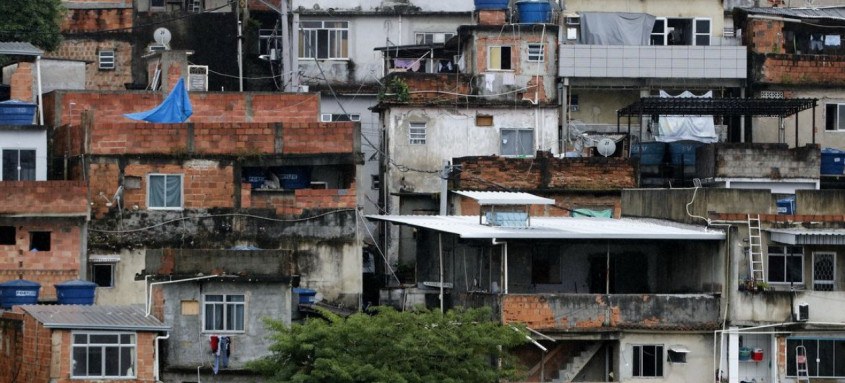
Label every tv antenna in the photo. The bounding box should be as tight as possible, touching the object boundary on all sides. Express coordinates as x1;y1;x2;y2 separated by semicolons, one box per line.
596;138;617;157
154;28;172;49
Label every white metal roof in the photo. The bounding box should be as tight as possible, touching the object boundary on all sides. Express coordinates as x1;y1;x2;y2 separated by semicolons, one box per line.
367;215;724;240
453;191;555;206
768;228;845;245
21;305;169;331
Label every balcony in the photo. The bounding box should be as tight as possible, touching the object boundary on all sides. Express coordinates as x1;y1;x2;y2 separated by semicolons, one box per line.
559;45;747;80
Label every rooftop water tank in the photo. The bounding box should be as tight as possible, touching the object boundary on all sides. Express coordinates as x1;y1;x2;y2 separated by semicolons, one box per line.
474;0;510;10
0;100;37;125
0;279;40;309
55;279;97;305
516;0;552;23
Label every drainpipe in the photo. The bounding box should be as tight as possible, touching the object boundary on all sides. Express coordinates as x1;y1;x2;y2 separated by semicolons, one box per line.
492;238;507;294
439;233;444;313
154;332;170;382
35;55;44;125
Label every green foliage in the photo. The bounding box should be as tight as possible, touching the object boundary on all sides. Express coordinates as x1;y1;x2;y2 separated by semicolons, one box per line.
249;306;528;383
379;77;410;103
0;0;65;51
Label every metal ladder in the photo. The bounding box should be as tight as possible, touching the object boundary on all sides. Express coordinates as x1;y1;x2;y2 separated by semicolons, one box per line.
747;214;765;282
796;345;810;382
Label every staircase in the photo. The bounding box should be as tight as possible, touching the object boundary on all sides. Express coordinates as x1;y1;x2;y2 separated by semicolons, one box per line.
553;342;603;383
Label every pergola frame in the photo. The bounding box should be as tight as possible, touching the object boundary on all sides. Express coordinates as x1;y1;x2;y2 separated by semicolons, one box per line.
616;97;818;146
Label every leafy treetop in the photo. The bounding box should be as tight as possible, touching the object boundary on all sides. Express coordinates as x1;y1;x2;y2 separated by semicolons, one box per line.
0;0;64;51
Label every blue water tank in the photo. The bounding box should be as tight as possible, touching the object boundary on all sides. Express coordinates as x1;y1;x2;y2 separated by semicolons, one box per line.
668;140;705;166
631;142;667;166
516;0;552;23
0;100;37;125
55;280;97;305
821;148;845;175
293;287;317;304
474;0;510;10
0;280;40;309
278;167;311;189
777;196;796;215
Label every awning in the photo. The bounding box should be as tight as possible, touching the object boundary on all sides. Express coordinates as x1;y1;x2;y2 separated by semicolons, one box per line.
454;191;555;206
768;228;845;246
669;345;691;353
618;97;817;118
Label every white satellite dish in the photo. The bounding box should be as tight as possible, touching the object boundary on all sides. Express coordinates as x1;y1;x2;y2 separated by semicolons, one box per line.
596;138;616;157
154;28;172;48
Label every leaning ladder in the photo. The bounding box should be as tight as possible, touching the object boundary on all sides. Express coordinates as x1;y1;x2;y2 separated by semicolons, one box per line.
748;214;765;283
796;345;810;382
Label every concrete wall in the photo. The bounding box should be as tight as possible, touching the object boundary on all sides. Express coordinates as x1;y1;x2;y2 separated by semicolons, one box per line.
622;188;778;224
618;333;714;383
159;281;289;371
0;127;48;181
567;89;640;126
92;249;146;305
696;143;820;179
296;14;471;85
566;0;725;35
749;88;845;149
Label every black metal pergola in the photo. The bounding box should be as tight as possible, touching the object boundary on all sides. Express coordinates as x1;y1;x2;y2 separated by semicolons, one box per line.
616;97;819;146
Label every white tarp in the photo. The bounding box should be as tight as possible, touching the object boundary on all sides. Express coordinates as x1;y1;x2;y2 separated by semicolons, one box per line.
579;12;656;46
656;90;718;143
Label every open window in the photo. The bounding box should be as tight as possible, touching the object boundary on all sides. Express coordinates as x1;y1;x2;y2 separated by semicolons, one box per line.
488;46;512;70
29;231;50;251
667;346;689;364
0;226;14;245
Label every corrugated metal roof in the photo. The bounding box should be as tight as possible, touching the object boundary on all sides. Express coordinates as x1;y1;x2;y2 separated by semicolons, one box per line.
739;6;845;22
0;42;43;56
453;191;555;206
768;228;845;245
20;305;169;331
367;215;724;240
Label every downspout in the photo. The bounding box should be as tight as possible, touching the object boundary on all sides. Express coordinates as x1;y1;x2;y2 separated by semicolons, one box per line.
154;332;170;382
36;55;44;125
492;238;507;294
439;232;444;313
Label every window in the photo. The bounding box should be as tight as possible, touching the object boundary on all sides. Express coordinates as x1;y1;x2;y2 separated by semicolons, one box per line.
768;246;803;284
415;32;455;44
150;0;164;7
409;122;426;145
476;114;494;126
0;226;14;245
320;113;360;122
299;21;349;59
98;50;115;70
694;18;711;46
147;174;183;209
259;29;283;56
204;294;245;332
650;18;710;46
91;263;114;287
29;231;50;251
787;338;845;377
527;43;545;62
2;149;35;181
667;347;688;364
825;103;845;131
488;46;512;70
72;332;136;378
371;174;380;190
500;129;534;156
651;18;667;45
813;252;835;291
632;345;664;377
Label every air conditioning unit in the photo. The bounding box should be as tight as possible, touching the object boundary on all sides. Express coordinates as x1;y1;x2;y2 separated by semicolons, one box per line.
565;16;581;25
187;65;208;92
795;303;809;322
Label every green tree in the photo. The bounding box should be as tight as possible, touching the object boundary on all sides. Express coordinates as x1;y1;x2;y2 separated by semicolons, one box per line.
249;306;528;383
0;0;64;51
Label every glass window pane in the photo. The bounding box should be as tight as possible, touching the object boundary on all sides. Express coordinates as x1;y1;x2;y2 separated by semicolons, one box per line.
206;295;223;302
787;339;799;376
838;105;845;130
120;334;133;344
787;256;803;283
696;35;710;46
73;347;87;376
149;175;165;207
121;347;135;376
74;334;88;344
769;255;785;282
633;346;641;376
226;295;244;302
655;346;663;376
234;304;245;331
2;150;17;181
642;345;657;376
204;303;215;331
807;340;818;376
88;347;103;376
489;47;501;69
90;334;119;344
105;346;120;376
834;340;845;376
300;21;322;28
696;19;710;33
165;175;181;207
317;29;328;59
819;340;834;376
214;304;224;329
18;150;35;180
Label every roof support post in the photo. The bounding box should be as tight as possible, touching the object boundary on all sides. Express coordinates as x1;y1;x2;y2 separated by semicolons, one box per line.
36;55;43;125
813;101;817;145
795;111;799;148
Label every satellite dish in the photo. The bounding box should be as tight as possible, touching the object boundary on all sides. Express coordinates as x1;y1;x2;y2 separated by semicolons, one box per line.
154;28;172;48
596;138;616;157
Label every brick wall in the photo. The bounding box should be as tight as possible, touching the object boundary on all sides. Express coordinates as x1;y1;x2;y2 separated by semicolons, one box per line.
60;8;133;33
0;181;89;215
9;62;33;101
747;19;845;85
747;19;785;55
478;10;507;26
385;73;473;103
0;221;83;300
0;314;23;383
44;91;321;128
251;188;357;216
53;330;158;382
48;39;134;90
10;311;52;383
454;152;637;191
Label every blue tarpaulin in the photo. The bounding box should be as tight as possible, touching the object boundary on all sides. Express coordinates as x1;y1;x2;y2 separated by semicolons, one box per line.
124;78;192;123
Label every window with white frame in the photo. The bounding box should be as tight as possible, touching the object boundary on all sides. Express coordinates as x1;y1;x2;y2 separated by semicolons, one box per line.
500;129;534;156
768;246;803;284
90;263;115;287
1;149;35;181
409;122;426;145
204;294;245;332
259;29;284;57
650;18;711;46
694;18;712;46
787;338;845;377
321;113;360;122
487;46;512;70
147;174;182;209
632;344;664;377
527;43;545;62
71;332;136;378
98;50;115;70
813;252;836;291
299;21;349;59
825;103;845;131
415;32;455;44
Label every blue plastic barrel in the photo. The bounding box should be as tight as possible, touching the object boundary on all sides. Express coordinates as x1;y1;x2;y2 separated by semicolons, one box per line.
55;280;97;305
821;148;845;175
668;140;704;166
516;0;552;23
278;167;311;189
631;142;667;166
0;280;40;308
0;100;37;125
474;0;510;10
